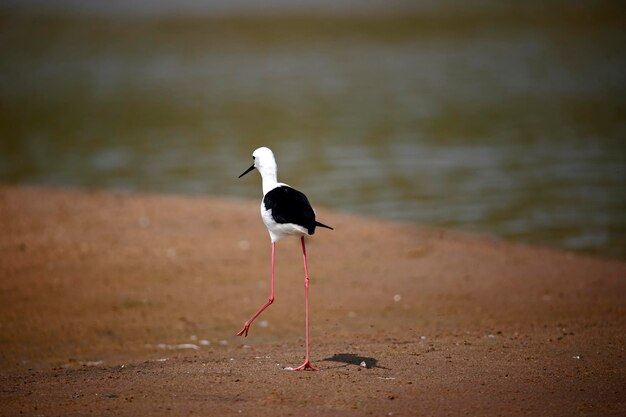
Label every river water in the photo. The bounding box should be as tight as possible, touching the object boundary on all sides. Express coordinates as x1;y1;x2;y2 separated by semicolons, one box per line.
1;2;624;258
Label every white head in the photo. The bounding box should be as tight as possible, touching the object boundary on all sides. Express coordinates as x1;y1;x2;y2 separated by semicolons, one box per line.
239;147;278;183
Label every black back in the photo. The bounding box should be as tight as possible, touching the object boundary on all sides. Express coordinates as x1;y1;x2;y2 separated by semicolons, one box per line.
263;186;332;235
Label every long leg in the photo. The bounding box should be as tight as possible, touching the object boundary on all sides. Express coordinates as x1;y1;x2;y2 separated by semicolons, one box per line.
237;242;275;337
294;236;317;371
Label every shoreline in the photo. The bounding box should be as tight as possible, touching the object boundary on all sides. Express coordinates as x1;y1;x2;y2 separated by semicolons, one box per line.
3;183;620;262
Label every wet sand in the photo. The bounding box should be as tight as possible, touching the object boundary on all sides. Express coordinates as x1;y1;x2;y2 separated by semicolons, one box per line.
1;186;624;416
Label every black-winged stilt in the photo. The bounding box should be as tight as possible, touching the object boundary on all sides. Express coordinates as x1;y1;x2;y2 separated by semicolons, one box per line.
237;146;333;371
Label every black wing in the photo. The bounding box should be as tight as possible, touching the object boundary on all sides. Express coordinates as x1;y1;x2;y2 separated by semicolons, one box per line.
264;186;318;234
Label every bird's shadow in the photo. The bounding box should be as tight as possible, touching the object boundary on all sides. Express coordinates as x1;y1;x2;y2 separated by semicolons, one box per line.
321;353;389;370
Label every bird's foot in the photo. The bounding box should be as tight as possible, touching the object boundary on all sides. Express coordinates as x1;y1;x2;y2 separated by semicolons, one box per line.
236;323;250;337
292;360;318;371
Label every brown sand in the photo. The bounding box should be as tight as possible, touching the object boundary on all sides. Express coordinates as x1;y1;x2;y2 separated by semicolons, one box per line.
0;186;624;416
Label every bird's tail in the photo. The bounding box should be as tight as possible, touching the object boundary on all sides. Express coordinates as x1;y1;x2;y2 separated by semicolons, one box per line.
315;221;334;230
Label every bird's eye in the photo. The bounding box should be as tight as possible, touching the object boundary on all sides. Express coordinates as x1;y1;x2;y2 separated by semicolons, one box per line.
253;156;256;160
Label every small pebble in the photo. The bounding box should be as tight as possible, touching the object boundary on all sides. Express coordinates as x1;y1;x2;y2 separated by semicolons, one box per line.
155;343;199;350
138;217;150;228
79;360;104;367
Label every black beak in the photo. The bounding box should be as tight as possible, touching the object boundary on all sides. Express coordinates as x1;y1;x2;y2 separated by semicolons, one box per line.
238;163;255;178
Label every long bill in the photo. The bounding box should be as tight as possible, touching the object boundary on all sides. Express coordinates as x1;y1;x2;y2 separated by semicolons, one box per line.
238;164;255;178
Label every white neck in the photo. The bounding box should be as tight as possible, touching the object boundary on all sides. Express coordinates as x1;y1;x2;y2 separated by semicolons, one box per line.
259;165;278;195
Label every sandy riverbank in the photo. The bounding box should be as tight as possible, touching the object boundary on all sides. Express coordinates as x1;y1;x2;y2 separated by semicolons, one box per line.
1;186;624;416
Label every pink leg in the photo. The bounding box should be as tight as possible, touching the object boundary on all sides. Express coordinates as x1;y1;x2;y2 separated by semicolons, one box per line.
293;237;317;371
237;242;275;337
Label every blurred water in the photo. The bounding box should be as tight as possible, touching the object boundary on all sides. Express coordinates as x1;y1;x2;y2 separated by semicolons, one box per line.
0;3;625;258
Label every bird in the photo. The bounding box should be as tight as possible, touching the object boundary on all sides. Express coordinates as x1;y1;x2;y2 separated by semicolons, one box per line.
237;146;333;371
